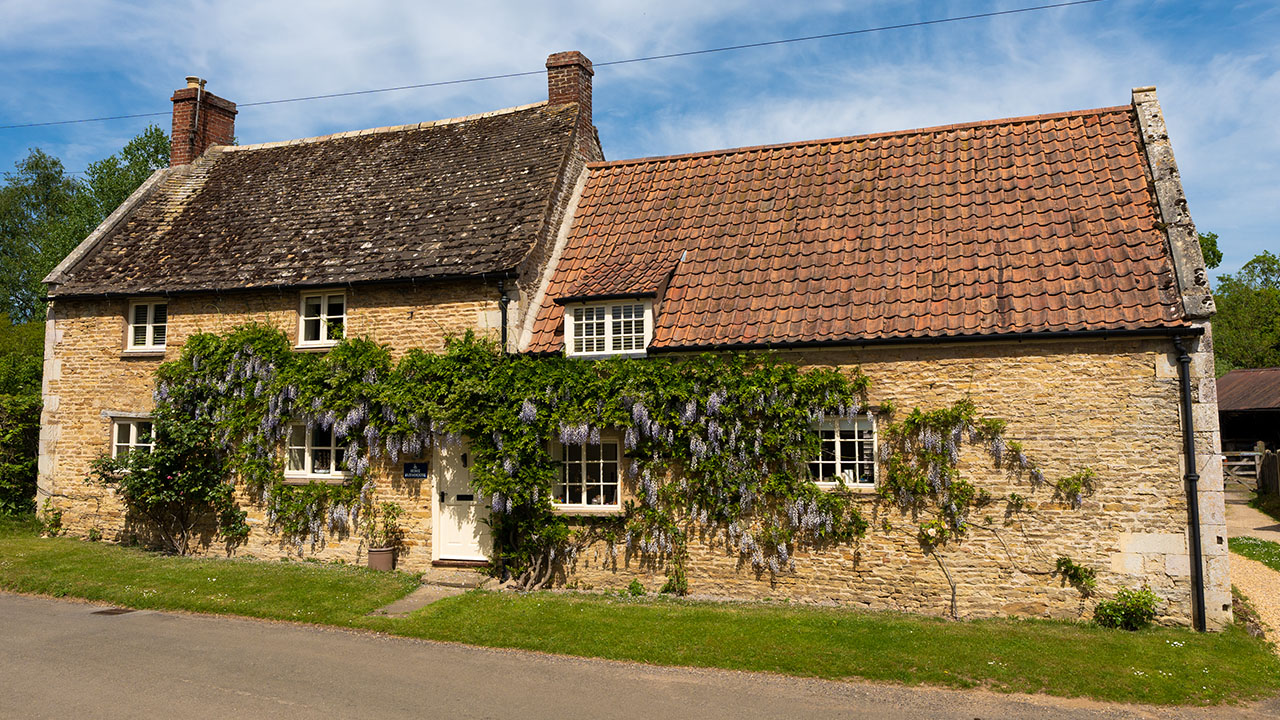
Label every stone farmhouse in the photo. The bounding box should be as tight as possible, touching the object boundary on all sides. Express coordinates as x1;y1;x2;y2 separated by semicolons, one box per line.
38;51;1228;628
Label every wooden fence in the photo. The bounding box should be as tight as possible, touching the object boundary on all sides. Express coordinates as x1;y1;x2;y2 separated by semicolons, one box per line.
1225;445;1280;495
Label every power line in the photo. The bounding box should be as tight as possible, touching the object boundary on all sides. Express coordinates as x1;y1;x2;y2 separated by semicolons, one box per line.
0;0;1104;131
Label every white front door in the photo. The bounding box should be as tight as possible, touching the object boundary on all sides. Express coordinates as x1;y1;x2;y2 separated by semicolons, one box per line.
433;441;492;562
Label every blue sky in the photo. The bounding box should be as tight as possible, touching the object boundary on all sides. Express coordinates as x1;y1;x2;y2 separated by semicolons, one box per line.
1;0;1276;277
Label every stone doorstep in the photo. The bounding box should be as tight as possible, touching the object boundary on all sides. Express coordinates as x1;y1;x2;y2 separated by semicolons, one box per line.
419;567;492;590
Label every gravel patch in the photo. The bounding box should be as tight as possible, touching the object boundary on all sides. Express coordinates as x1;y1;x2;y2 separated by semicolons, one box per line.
1231;553;1280;652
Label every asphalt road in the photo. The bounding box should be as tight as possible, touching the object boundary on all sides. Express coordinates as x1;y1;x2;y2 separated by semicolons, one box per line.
2;592;1276;720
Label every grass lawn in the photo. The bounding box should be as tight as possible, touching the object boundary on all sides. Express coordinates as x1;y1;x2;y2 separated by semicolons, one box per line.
1230;535;1280;572
4;516;1280;706
0;515;419;623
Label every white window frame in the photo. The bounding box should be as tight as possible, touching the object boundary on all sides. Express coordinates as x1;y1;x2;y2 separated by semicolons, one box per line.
563;301;653;358
126;301;168;352
297;291;346;348
285;423;350;482
810;416;877;491
550;435;623;514
112;418;155;458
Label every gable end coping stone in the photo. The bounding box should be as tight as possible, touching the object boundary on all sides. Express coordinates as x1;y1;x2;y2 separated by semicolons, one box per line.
1132;86;1215;320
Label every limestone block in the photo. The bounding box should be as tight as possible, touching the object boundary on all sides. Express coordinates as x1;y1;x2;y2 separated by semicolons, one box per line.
1164;554;1190;577
1154;352;1178;378
1119;532;1186;555
1110;552;1143;575
1192;403;1218;431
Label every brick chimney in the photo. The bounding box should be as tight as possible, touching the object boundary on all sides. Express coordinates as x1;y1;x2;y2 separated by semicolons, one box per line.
546;51;593;137
170;77;237;166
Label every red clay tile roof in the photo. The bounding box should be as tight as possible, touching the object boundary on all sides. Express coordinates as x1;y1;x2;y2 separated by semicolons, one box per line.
527;104;1187;352
50;103;583;297
557;254;679;303
1217;368;1280;411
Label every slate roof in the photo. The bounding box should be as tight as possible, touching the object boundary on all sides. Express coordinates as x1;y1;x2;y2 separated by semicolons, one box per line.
1218;368;1280;412
527;104;1188;352
49;102;582;297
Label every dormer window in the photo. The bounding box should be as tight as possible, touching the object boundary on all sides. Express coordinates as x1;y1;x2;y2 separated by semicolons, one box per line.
564;301;652;358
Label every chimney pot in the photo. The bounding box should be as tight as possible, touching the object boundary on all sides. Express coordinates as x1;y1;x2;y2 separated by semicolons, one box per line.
185;76;203;89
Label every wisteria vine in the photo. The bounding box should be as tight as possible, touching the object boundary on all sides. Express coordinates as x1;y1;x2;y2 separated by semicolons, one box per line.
131;323;1097;591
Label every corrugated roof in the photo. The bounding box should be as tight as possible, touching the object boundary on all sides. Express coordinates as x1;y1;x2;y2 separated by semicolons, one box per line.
1218;368;1280;411
50;103;582;296
527;103;1186;352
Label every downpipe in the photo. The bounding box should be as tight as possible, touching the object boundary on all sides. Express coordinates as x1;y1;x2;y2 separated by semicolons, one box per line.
497;279;510;354
1174;336;1207;632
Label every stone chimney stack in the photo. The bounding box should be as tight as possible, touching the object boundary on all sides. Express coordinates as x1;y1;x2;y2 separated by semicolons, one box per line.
170;77;237;166
546;51;593;136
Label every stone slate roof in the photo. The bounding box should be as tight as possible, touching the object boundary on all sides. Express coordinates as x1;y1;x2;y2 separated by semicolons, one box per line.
527;104;1188;352
1218;368;1280;412
49;102;581;297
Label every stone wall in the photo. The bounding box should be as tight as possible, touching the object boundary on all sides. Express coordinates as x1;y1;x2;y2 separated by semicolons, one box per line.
39;306;1228;626
37;280;503;571
563;336;1230;628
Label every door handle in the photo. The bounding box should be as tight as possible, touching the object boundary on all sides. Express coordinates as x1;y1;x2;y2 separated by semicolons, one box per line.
439;490;446;504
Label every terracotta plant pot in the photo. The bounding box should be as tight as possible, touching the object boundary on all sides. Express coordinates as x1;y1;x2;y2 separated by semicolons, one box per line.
367;547;396;571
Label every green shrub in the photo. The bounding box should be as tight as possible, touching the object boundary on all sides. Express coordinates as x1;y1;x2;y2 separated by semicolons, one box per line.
1094;586;1160;630
627;579;646;597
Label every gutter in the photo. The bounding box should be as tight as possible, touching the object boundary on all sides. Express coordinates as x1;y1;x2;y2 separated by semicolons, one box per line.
1173;336;1208;632
648;326;1204;354
44;269;521;303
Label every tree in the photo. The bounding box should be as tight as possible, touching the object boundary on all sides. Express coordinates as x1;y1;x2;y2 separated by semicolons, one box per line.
1213;250;1280;375
0;314;43;515
0;151;80;323
1199;231;1222;269
0;126;169;322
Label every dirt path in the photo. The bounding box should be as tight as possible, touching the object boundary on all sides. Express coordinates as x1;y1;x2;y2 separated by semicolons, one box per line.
1231;553;1280;642
1225;480;1280;544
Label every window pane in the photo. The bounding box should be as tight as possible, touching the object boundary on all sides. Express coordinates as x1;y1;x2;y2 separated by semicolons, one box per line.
326;319;344;341
303;318;321;342
288;448;305;472
326;296;344;318
115;444;129;457
137;422;152;443
586;443;601;462
152;304;167;326
313;425;333;449
602;442;617;461
303;298;322;318
133;304;150;325
334;448;346;470
312;449;332;474
289;425;306;447
132;324;147;346
117;423;131;444
602;483;617;505
566;445;580;461
151;323;167;346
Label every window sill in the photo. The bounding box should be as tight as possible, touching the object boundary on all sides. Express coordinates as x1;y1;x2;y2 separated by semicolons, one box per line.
566;351;648;360
121;349;166;359
814;482;878;494
282;474;351;486
294;343;339;353
551;505;623;517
